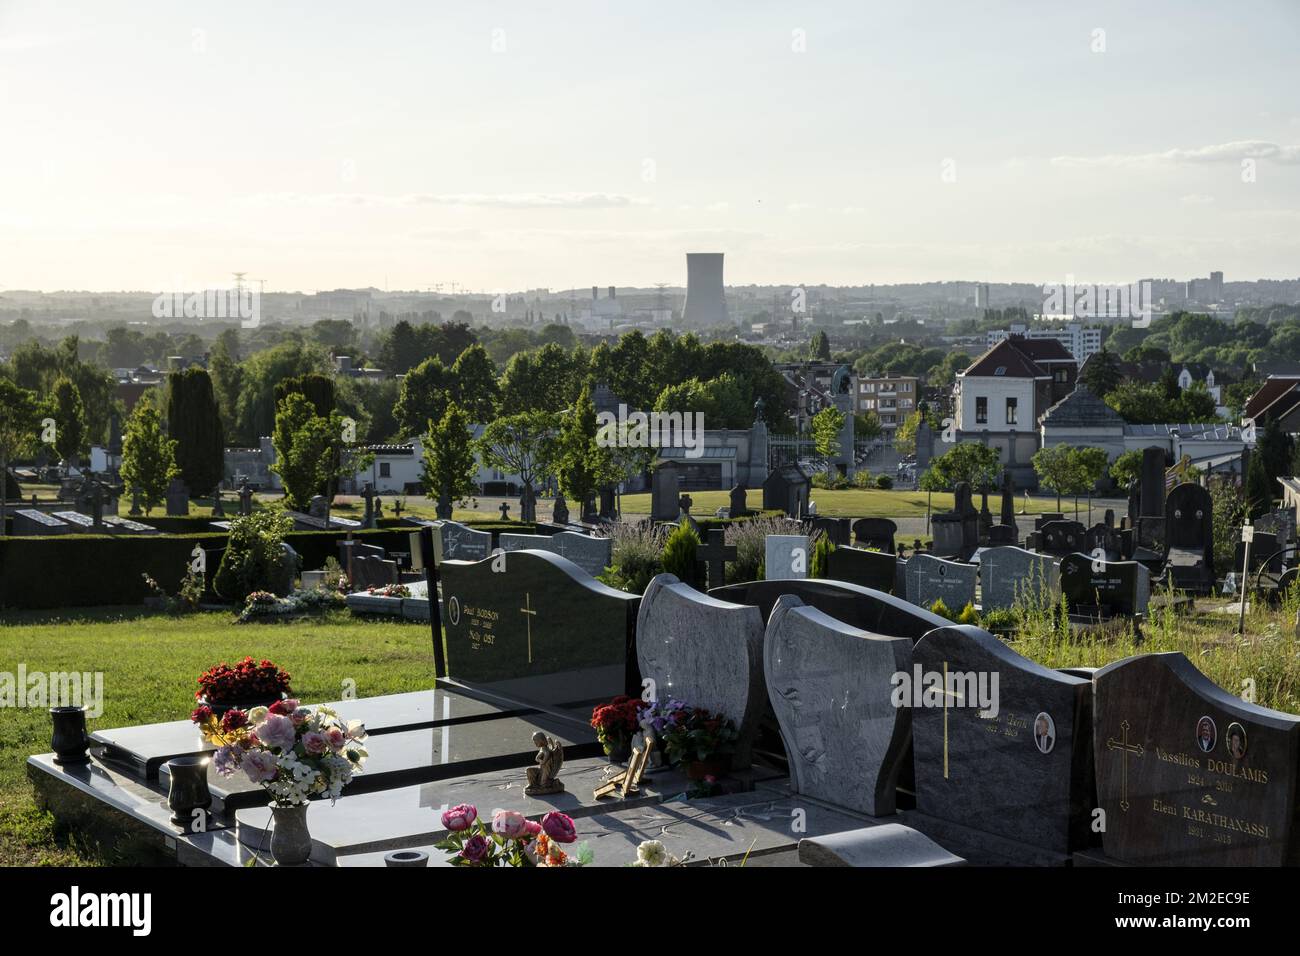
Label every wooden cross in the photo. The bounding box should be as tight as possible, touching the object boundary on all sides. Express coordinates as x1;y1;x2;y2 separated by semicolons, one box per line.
1105;719;1144;812
940;661;964;781
520;592;538;663
695;528;737;589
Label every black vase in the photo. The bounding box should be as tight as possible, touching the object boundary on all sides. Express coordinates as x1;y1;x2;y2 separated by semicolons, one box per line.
166;755;213;830
50;706;90;766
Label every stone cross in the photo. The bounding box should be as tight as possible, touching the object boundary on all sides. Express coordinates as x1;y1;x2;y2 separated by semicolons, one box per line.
696;527;737;589
499;501;511;521
361;483;378;527
212;486;225;518
238;479;253;517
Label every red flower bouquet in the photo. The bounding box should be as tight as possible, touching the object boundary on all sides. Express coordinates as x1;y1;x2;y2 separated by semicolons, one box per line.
589;695;644;759
194;656;293;714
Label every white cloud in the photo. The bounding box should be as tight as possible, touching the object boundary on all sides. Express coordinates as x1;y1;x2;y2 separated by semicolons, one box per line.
1051;140;1300;168
256;192;647;209
1180;194;1216;205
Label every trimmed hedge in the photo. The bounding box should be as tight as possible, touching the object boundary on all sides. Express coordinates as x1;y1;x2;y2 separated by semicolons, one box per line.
0;528;420;610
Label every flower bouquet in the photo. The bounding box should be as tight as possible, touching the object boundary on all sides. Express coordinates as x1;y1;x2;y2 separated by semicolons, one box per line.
194;656;293;714
653;700;738;779
365;583;411;598
435;805;592;867
589;695;644;761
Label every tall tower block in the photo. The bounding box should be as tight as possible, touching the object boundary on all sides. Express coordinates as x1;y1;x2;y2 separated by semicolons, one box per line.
682;252;728;327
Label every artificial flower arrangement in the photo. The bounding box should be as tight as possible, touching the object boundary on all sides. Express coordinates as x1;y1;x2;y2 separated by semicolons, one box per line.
191;698;368;805
435;804;593;867
630;839;690;867
236;588;346;623
589;695;645;758
643;698;738;773
195;656;293;708
365;583;411;598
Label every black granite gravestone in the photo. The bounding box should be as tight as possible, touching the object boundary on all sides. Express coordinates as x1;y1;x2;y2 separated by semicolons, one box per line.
851;517;898;553
908;625;1094;864
826;545;899;594
810;516;851;546
1039;520;1087;556
1059;552;1150;618
1093;652;1300;866
1164;482;1215;594
710;578;946;641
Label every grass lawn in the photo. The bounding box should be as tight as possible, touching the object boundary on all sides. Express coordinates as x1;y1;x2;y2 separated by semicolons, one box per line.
0;608;434;866
619;488;1077;518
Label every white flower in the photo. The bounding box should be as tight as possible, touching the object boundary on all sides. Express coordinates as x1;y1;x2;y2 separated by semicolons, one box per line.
635;840;670;867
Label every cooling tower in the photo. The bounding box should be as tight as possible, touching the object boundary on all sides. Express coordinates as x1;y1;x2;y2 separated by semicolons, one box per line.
682;253;728;327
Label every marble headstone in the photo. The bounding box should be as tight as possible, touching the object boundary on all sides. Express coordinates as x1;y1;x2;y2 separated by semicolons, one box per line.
637;574;766;770
1094;652;1300;866
766;595;912;816
433;520;493;563
498;530;612;579
980;546;1060;611
765;534;810;581
911;625;1094;859
905;553;977;612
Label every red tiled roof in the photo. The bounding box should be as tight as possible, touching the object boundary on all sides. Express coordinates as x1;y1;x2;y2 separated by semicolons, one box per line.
1012;338;1074;363
963;338;1050;379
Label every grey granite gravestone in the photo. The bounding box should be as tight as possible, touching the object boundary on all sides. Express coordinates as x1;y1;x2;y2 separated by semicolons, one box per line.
765;534;809;581
729;484;749;517
766;595;912;816
908;625;1094;863
826;545;898;594
498;530;612;579
433;520;492;563
636;574;766;770
1059;553;1150;617
12;509;70;535
439;549;639;713
979;546;1060;611
905;553;977;611
810;516;851;546
710;578;949;641
799;824;964;867
651;463;680;522
165;478;189;517
1093;652;1300;866
852;518;898;553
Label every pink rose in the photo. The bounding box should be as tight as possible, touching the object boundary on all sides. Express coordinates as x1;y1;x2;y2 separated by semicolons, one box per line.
325;727;347;752
253;714;297;753
290;707;312;726
241;749;278;784
441;803;477;832
541;811;576;844
302;731;328;755
524;820;542;837
460;834;491;864
491;809;527;839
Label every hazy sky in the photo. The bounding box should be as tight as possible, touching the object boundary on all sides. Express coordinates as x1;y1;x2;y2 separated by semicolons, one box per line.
2;0;1299;292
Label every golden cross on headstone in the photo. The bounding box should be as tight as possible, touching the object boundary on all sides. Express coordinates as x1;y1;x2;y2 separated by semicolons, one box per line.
940;661;964;780
1105;719;1144;811
520;592;538;663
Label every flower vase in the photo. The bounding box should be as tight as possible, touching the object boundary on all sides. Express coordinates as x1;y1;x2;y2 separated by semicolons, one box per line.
604;739;632;763
269;803;312;866
686;756;730;781
201;694;283;718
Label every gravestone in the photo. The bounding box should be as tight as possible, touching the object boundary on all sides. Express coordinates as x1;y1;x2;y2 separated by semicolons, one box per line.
1164;482;1215;595
637;574;766;770
1094;652;1300;866
352;554;398;590
985;524;1017;545
1135;446;1167;555
651;463;680;522
598;486;616;520
1084;522;1118;560
552;495;569;525
909;625;1094;862
998;468;1017;531
238;479;253;517
729;484;749;518
12;510;71;535
979;546;1059;611
905;553;977;612
432;520;492;564
765;534;810;581
711;578;949;641
810;516;851;547
440;549;640;713
499;530;612;579
763;464;811;518
852;517;897;554
1059;553;1150;617
826;546;898;594
165;478;189;517
695;527;737;589
308;495;329;520
766;595;912;816
1039;520;1087;557
929;482;979;559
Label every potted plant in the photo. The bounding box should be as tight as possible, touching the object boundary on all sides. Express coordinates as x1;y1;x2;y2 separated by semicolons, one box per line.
658;703;738;780
193;699;368;865
194;656;293;716
589;695;643;762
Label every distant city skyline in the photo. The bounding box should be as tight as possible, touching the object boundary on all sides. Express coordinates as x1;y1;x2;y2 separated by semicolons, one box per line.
2;0;1299;291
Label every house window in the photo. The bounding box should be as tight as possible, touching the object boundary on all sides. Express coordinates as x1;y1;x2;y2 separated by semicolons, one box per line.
1054;368;1068;383
976;397;988;424
379;462;391;478
1006;397;1017;425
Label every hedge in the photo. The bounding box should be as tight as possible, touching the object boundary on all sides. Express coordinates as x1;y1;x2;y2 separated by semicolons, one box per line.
0;528;420;610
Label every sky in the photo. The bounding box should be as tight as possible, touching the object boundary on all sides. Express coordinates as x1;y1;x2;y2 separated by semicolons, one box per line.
1;0;1299;293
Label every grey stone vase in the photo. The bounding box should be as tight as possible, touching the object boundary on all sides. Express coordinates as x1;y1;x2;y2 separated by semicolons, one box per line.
270;803;312;866
384;850;429;867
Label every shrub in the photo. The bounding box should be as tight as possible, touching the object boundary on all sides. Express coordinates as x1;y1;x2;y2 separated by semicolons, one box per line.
875;474;894;490
810;531;834;578
957;602;979;625
724;515;803;584
930;598;953;620
598;520;665;594
660;524;701;587
214;511;295;604
853;469;874;488
980;607;1018;632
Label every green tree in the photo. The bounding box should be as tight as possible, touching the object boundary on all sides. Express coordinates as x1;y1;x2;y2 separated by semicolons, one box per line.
421;403;479;518
811;405;846;476
394;356;452;439
166;367;225;495
854;411;882;440
1257;417;1293;486
478;411;560;522
271;393;336;511
1244;452;1273;520
555;386;619;518
449;343;500;422
1080;347;1123;397
213;510;296;603
920;442;1000;492
50;376;86;464
121;401;179;515
810;330;831;362
208;329;243;439
1109;449;1144;489
660;524;701;588
0;378;43;535
233;340;331;444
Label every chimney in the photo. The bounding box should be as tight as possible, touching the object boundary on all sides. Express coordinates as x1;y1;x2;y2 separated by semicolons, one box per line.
608;286;616;299
592;286;598;301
